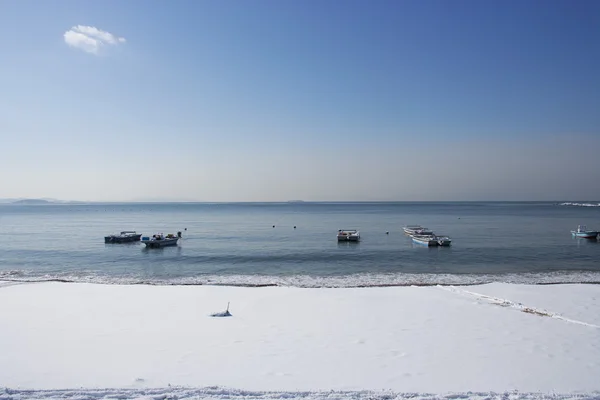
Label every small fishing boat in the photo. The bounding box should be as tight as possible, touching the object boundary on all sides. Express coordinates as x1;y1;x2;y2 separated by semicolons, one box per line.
436;236;452;246
403;225;434;236
104;231;142;243
571;225;599;239
141;233;179;248
403;225;424;235
337;229;360;242
411;234;452;247
412;234;439;246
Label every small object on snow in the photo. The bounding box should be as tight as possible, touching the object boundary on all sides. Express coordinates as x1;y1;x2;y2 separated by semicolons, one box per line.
210;302;232;317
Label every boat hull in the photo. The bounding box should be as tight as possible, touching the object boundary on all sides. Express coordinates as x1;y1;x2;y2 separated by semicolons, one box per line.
337;235;360;242
571;231;599;239
412;236;438;246
104;234;142;243
141;238;179;248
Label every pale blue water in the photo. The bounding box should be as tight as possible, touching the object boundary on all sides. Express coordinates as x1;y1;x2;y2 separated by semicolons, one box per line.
1;202;599;287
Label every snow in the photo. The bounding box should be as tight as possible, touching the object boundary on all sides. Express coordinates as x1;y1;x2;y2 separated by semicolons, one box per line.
1;281;599;399
1;387;599;400
2;387;598;400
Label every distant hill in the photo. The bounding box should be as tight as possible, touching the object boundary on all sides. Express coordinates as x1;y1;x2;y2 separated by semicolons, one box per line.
11;199;54;205
0;198;87;205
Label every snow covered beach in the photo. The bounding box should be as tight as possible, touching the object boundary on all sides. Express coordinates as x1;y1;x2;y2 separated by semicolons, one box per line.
1;281;599;399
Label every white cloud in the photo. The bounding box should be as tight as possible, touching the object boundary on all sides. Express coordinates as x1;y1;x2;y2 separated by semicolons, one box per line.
64;25;125;54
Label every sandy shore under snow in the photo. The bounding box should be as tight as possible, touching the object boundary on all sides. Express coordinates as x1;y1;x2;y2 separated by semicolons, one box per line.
1;281;599;398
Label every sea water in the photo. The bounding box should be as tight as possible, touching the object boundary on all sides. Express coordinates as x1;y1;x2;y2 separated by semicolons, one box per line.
1;202;599;287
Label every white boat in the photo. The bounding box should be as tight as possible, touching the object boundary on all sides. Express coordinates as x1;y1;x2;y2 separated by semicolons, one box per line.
337;229;360;242
403;225;434;236
141;233;179;248
412;233;452;246
571;225;599;239
412;234;439;246
403;225;423;234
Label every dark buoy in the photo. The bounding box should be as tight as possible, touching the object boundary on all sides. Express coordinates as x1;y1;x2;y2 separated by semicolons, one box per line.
386;231;389;234
185;227;187;230
294;226;297;229
273;225;275;228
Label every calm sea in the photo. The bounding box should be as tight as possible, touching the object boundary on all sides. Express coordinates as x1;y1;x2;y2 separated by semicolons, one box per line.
1;202;599;287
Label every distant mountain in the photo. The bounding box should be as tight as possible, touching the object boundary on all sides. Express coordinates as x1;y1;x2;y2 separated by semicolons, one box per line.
11;199;54;205
0;198;87;205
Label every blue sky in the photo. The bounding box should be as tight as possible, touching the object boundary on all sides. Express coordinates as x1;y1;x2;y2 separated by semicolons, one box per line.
1;0;599;201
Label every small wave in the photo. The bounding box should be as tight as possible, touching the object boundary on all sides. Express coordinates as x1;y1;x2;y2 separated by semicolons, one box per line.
560;202;600;207
0;270;26;277
2;270;600;288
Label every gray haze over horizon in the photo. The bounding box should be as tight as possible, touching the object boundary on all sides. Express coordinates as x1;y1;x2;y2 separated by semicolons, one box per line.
3;136;599;203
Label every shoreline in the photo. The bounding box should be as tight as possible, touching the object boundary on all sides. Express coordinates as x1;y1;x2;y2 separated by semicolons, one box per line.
3;270;600;288
2;386;599;400
4;277;600;288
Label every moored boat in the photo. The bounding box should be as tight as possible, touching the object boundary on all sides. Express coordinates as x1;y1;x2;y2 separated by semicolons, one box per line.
571;225;599;239
337;229;360;242
403;225;434;236
403;225;424;235
141;233;179;248
104;231;142;243
411;234;439;246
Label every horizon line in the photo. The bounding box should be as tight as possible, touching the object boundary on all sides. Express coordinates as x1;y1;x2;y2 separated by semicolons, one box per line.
1;199;592;204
